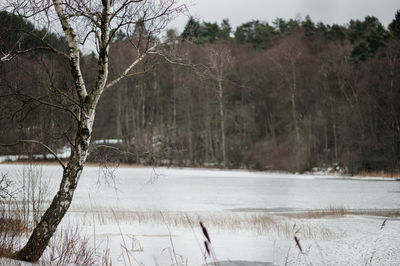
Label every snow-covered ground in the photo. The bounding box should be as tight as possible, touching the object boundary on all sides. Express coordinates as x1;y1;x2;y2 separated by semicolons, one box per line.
0;145;72;163
0;164;399;265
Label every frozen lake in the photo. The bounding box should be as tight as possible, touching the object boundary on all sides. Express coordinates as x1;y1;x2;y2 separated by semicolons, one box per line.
2;164;399;210
77;166;400;213
0;164;399;265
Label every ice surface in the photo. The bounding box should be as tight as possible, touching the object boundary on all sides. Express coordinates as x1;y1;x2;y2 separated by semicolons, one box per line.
0;164;399;265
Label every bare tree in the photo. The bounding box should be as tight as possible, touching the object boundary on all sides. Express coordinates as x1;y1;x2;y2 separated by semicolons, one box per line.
269;36;303;144
203;42;233;166
267;33;307;169
0;0;184;262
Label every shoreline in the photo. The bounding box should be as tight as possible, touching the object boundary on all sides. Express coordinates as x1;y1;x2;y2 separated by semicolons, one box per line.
0;160;146;168
0;160;399;180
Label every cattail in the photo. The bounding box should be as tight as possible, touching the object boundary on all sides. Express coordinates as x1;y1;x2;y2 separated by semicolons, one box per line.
204;241;210;256
200;221;211;243
294;236;303;253
380;218;388;230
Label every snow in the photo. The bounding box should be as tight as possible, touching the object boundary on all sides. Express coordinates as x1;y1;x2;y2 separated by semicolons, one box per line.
56;145;71;158
0;145;72;162
93;139;123;145
0;164;399;265
0;155;21;163
0;258;34;265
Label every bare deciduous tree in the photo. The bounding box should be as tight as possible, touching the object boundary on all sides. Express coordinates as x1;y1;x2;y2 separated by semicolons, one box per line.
0;0;184;262
203;42;233;166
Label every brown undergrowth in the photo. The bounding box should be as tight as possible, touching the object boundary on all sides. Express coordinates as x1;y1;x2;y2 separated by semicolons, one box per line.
0;163;104;265
279;206;400;219
357;170;400;178
0;200;103;265
0;201;27;258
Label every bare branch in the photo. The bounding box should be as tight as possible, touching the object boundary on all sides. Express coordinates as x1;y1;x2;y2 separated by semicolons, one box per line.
0;140;66;169
148;50;192;67
10;2;55;19
62;2;101;28
105;42;157;90
16;92;80;121
0;52;14;62
48;85;81;107
0;46;69;62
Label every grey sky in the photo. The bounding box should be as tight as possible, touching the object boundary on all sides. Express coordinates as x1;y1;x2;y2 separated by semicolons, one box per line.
171;0;399;32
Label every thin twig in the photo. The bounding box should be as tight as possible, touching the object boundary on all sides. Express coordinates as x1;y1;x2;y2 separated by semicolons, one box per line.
0;140;66;169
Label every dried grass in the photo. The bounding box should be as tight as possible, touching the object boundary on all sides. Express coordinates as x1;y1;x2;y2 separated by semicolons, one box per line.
280;206;400;219
43;225;98;265
74;206;337;239
0;201;27;258
0;202;106;265
78;207;278;232
0;164;108;264
357;170;400;178
286;206;347;219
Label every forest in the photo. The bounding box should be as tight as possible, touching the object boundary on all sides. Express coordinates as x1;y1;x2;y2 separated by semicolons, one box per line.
1;10;400;174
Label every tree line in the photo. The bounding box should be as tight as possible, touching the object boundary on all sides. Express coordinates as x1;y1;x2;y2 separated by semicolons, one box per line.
1;11;400;174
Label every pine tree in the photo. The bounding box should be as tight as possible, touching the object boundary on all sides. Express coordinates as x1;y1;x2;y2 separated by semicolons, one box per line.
302;15;315;37
389;10;400;39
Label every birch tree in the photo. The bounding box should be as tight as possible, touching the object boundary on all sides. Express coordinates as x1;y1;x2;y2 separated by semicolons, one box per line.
267;33;305;169
204;42;233;166
0;0;184;262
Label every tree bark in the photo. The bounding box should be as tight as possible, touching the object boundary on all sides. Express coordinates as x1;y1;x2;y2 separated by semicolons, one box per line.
218;77;227;167
12;0;105;261
290;60;300;145
3;0;178;261
13;114;93;262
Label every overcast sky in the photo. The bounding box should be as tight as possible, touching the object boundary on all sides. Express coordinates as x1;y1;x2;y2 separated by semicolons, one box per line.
171;0;399;32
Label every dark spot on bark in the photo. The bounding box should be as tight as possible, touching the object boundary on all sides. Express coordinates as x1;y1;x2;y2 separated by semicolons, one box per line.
80;127;90;137
84;95;90;104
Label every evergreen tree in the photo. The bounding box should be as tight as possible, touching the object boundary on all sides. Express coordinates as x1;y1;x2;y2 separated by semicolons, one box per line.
348;19;364;43
287;19;300;31
365;24;389;52
199;22;220;43
273;18;290;35
219;19;232;39
181;17;229;44
389;10;400;39
0;11;66;58
316;22;327;33
234;20;276;49
0;11;38;51
111;30;126;43
181;16;200;41
302;15;315;36
327;24;345;44
350;16;389;61
350;41;370;61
